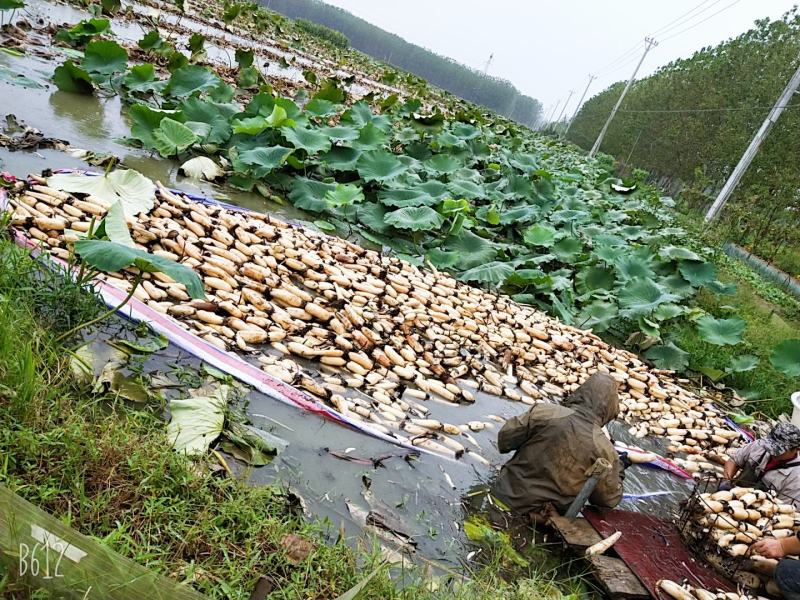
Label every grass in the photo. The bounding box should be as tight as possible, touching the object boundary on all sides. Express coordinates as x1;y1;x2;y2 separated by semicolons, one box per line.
0;230;581;598
656;214;800;418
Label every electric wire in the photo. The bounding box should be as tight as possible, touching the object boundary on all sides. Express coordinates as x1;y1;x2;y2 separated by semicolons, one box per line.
648;0;722;38
660;0;743;42
594;42;643;75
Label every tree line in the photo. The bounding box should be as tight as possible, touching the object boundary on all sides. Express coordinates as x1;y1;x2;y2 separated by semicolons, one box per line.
567;10;800;276
260;0;543;128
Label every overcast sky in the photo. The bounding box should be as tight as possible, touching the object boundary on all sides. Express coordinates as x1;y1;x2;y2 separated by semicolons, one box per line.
321;0;795;119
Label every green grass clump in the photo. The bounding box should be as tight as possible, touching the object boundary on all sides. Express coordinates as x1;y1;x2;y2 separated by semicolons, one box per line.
0;232;579;599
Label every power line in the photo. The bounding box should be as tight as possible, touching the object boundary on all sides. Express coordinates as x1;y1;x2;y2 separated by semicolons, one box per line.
594;42;643;75
598;50;647;76
619;103;800;114
649;0;722;38
660;0;743;42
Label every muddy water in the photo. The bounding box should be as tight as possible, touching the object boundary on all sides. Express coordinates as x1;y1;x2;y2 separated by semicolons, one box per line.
1;0;697;569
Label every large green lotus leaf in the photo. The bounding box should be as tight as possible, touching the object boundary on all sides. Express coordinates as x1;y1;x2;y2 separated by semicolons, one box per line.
659;245;702;262
179;97;237;145
523;224;556;247
594;245;627;264
505;175;534;199
357;150;408;182
593;233;626;247
325;183;364;207
443;229;497;270
619;225;647;240
354;122;388;149
152;117;197;157
451;122;480;140
234;146;292;178
311;78;346;104
384;206;444;231
661;273;696;298
696;315;746;346
166;64;222;97
615;256;655;280
83;40;127;76
167;385;228;455
73;239;204;298
319;125;359;142
357;202;390;233
52;60;94;94
436;131;464;148
446;179;484;199
552;236;583;263
281;125;331;154
232;104;293;135
319;146;361;171
506;268;550;288
499;205;541;225
769;339;800;377
577;266;615;292
342;101;391;131
652;303;685;321
304;98;337;118
458;261;514;286
576;300;618;333
128;104;182;148
509;153;539;173
728;355;759;373
679;260;717;286
378;187;439;208
426;248;460;269
645;342;689;371
417;180;450;201
122;63;165;94
618;278;680;317
47;169;155;216
288;177;335;212
426;154;462;174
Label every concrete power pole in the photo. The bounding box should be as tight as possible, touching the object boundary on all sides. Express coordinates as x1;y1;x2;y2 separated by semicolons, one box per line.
705;56;800;221
546;98;561;130
555;90;574;133
483;53;494;75
564;74;597;138
589;37;658;158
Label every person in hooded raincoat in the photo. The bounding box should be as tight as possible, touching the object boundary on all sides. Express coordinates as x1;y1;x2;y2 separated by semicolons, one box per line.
491;372;624;515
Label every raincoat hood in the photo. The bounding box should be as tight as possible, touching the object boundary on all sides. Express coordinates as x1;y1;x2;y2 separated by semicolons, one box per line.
563;372;619;426
492;371;624;513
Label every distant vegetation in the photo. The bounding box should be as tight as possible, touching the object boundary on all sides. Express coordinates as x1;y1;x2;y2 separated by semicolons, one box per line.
295;17;349;48
567;9;800;277
261;0;543;127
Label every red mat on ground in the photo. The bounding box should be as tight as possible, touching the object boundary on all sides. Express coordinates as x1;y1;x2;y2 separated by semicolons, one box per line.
583;508;734;596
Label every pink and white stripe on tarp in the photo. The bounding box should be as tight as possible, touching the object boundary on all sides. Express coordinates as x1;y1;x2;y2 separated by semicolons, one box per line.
0;181;458;462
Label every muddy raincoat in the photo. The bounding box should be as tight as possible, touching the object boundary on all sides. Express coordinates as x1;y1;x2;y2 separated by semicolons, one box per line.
492;373;624;514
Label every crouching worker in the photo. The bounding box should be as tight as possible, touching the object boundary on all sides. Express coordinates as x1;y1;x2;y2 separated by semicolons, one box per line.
750;535;800;600
719;422;800;509
491;372;624;520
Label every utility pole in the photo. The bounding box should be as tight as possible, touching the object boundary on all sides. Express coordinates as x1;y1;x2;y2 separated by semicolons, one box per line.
546;98;561;130
589;37;658;158
705;56;800;221
483;53;494;75
555;90;574;132
564;74;597;138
